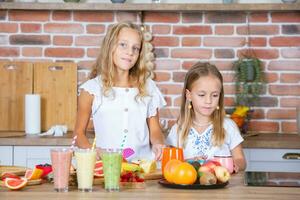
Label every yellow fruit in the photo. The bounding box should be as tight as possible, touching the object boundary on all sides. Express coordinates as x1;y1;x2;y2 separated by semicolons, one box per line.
139;160;157;174
232;106;250;117
121;162;141;172
24;168;43;180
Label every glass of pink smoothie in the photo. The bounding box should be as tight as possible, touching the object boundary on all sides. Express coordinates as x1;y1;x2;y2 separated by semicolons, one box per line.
50;148;73;192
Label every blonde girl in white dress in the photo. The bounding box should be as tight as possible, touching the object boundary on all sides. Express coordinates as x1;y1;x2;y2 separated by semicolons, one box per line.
74;22;166;161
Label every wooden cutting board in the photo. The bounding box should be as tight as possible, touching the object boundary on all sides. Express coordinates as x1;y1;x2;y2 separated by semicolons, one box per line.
0;62;33;132
34;62;77;131
0;165;27;176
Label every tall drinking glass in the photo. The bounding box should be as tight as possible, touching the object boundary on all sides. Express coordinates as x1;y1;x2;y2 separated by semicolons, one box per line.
50;148;73;192
75;148;96;192
161;147;184;174
101;148;122;192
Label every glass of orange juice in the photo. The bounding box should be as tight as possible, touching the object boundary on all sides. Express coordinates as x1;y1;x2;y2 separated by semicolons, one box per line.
161;147;184;174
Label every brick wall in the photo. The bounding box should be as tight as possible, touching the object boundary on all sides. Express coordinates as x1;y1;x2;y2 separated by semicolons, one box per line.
0;10;299;134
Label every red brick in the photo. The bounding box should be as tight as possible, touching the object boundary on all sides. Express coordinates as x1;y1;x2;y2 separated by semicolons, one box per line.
52;11;71;21
281;98;300;107
249;13;268;23
160;108;180;119
272;12;300;23
222;73;234;83
152;36;179;47
75;36;102;46
214;49;234;59
282;25;300;35
182;61;233;71
281;48;300;58
144;12;179;23
44;23;84;34
224;85;235;95
270;85;300;96
270;37;300;47
10;35;50;45
163;96;172;107
53;36;73;46
224;97;235;107
78;71;89;84
153;48;169;58
204;37;245;47
154;60;181;70
152;25;171;34
237;25;279;35
158;84;182;95
0;10;6;20
248;121;279;132
20;23;41;33
181;37;201;46
86;24;106;34
9;10;50;21
267;109;295;119
74;11;113;22
45;48;84;58
215;26;234;35
172;48;212;59
173;25;212;35
22;47;42;57
265;72;279;83
269;61;300;71
252;97;278;107
0;47;19;57
205;12;246;23
174;96;182;107
282;122;297;133
248;37;267;47
77;60;95;70
87;48;99;58
250;109;265;119
173;71;187;82
182;13;203;23
237;49;279;59
280;73;300;83
116;12;137;22
153;72;171;82
0;23;18;33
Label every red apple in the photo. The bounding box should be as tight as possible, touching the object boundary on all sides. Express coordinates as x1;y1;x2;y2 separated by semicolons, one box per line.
214;166;230;183
199;160;221;174
198;165;214;174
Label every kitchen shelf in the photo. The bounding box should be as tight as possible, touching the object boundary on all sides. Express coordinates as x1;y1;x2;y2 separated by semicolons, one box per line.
0;2;300;11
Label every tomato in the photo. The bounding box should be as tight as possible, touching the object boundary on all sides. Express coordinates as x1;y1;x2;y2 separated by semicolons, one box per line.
163;159;182;183
172;162;197;185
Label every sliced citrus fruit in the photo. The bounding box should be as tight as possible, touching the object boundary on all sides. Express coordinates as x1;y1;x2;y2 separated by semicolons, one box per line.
94;160;103;170
1;172;21;181
5;177;27;190
24;168;43;180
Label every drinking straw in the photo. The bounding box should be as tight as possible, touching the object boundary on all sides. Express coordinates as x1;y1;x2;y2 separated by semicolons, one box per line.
71;135;77;150
91;137;96;150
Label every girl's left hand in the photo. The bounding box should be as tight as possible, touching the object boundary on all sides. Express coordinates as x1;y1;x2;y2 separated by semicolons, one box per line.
152;144;166;161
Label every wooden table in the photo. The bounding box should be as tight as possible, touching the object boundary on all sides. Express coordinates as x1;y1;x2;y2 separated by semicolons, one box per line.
0;173;299;200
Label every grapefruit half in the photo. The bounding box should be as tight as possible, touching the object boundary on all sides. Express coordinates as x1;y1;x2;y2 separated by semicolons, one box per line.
5;177;27;190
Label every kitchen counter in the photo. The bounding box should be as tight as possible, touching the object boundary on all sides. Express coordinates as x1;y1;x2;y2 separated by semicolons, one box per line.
0;132;300;149
0;2;300;11
0;173;299;200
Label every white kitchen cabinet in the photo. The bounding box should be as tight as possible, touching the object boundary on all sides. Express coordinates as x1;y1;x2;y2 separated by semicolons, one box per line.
0;146;13;165
14;146;67;169
244;148;300;172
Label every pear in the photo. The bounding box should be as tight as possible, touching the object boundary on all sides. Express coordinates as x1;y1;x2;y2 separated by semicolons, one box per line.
199;171;217;185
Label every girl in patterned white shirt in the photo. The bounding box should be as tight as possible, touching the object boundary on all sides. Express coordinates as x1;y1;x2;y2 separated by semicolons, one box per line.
74;22;166;161
166;62;246;172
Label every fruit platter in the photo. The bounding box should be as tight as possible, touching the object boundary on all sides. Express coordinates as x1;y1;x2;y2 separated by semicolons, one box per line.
159;159;231;189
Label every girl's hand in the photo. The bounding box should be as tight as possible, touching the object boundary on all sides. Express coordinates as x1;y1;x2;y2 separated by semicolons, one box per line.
152;144;166;161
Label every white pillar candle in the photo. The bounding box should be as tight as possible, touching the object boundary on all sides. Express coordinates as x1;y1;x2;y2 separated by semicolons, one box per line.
25;94;41;134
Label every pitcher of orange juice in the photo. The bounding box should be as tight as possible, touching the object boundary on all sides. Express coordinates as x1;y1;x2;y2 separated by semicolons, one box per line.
161;147;184;174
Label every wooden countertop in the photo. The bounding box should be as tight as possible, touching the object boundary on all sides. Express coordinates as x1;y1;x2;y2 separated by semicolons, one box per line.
0;132;300;149
0;2;299;11
0;173;299;200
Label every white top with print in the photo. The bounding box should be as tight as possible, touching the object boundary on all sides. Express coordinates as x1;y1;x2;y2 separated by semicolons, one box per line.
166;118;244;160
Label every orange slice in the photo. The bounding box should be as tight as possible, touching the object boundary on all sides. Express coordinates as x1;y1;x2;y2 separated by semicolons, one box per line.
24;168;43;180
5;177;27;190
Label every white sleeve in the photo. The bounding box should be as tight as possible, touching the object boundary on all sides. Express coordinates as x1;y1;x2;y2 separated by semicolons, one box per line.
165;124;178;147
224;118;244;150
147;79;167;118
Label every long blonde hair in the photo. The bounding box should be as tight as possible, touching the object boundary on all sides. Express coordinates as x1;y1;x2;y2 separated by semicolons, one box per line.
89;22;150;98
177;62;226;147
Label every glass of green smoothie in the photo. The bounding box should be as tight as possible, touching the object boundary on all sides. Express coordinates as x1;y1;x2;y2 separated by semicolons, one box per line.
101;148;123;192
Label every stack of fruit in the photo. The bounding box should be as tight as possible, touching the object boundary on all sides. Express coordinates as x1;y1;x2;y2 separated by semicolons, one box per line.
163;159;230;185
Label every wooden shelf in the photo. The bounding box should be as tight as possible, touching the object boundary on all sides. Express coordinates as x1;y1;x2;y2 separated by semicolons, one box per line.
0;2;299;11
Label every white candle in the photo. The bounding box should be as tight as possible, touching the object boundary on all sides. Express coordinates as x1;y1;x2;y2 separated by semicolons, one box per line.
25;94;41;134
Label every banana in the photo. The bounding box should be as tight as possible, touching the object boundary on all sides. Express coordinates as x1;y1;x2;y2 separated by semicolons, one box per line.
121;162;142;172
